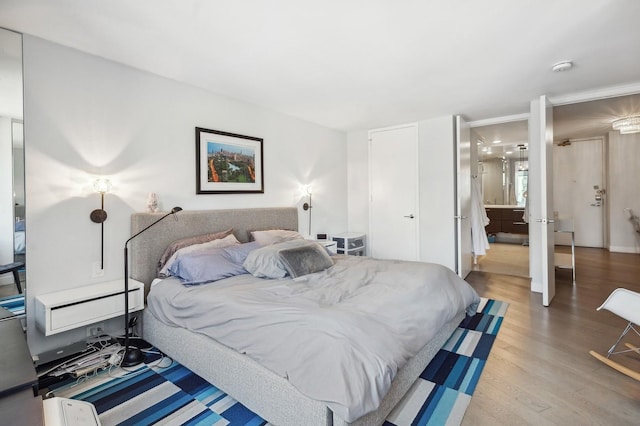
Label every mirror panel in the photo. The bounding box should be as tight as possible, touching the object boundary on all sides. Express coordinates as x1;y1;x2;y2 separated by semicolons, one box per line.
13;120;25;262
0;27;25;306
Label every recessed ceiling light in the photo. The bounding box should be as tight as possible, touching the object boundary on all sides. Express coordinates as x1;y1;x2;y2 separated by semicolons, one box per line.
552;61;573;72
506;151;513;154
492;139;501;144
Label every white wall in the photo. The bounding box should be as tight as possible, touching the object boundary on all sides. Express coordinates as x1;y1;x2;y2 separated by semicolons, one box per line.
346;130;369;244
608;130;640;253
417;116;456;270
23;35;347;355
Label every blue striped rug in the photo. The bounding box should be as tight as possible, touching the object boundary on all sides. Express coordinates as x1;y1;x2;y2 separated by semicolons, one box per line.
49;298;507;426
0;294;24;316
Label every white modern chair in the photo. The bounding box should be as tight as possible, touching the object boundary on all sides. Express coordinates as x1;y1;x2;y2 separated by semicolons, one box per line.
589;288;640;381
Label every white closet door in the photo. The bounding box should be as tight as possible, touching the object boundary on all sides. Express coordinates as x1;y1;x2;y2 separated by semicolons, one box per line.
369;124;419;261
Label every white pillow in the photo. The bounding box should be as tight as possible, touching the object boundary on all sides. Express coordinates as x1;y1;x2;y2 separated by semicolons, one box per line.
159;234;240;277
250;229;303;245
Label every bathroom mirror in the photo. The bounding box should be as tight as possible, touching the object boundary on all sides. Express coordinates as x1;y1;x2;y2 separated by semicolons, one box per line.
472;120;528;207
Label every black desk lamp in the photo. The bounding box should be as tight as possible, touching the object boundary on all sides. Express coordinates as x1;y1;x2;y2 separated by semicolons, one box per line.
122;206;182;367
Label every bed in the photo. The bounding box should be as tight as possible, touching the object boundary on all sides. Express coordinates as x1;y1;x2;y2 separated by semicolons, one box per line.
131;207;480;426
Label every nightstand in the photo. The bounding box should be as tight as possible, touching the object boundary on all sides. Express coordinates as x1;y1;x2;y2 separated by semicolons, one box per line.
331;232;366;256
314;239;338;255
35;279;144;336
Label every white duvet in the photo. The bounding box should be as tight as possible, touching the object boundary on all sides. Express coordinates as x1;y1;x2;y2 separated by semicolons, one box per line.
147;255;480;422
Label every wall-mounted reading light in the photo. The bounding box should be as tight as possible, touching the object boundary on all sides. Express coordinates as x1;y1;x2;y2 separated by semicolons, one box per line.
302;186;312;236
90;178;112;269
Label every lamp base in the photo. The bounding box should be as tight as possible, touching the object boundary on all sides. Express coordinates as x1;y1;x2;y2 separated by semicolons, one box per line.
121;346;144;367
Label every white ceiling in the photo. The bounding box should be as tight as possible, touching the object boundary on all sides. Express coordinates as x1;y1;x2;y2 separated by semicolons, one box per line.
1;0;640;131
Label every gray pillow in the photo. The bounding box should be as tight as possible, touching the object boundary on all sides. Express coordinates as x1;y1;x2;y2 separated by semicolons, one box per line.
243;239;315;279
278;243;334;278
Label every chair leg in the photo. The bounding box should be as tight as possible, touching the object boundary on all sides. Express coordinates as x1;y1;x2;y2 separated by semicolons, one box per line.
607;322;633;357
12;269;22;294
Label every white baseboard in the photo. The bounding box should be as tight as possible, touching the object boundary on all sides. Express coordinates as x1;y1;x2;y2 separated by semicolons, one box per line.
608;245;640;254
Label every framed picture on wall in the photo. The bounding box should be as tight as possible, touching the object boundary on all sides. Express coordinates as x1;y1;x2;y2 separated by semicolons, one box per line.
195;127;264;194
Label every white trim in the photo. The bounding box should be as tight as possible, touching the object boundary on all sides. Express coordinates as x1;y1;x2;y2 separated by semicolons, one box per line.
468;113;530;128
549;82;640;106
608;245;640;254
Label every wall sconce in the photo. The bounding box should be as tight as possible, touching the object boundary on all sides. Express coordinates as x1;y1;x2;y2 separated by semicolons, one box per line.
302;186;312;236
90;178;112;269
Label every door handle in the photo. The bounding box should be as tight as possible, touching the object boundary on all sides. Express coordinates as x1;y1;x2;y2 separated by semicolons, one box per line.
404;214;415;219
453;216;468;219
590;203;601;207
535;219;556;224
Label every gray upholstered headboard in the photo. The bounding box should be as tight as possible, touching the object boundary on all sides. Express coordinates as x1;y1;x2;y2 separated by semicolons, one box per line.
129;207;298;296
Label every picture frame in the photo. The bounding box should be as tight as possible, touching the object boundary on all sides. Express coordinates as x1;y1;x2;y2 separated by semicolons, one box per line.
195;127;264;194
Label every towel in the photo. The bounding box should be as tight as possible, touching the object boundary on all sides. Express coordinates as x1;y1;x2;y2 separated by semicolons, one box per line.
471;177;491;256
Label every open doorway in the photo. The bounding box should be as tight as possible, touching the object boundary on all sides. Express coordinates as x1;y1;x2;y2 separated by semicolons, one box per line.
471;119;530;278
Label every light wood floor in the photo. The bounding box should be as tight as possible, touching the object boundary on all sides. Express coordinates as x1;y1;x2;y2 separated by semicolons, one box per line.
473;242;530;277
463;247;640;425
